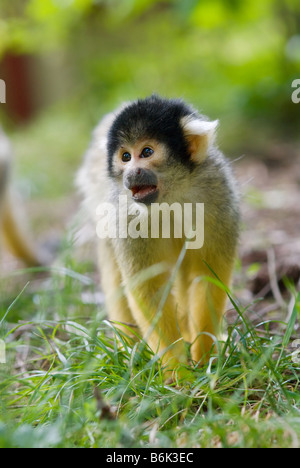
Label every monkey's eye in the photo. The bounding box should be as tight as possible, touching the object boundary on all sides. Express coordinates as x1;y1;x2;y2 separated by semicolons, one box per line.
141;147;154;158
121;152;131;162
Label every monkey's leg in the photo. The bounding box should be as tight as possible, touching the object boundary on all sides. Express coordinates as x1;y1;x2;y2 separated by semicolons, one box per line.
98;240;139;338
125;273;188;372
1;191;42;267
188;261;233;365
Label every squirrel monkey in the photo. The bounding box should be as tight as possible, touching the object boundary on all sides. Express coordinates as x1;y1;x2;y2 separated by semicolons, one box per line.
0;126;42;267
77;95;239;374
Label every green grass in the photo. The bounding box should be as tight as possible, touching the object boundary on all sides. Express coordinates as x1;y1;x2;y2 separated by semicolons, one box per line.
0;252;299;448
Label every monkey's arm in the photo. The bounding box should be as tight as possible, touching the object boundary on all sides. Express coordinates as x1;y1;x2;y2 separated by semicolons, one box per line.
98;238;138;337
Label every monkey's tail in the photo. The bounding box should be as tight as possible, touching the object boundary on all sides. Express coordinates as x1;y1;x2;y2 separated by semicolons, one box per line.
1;190;43;267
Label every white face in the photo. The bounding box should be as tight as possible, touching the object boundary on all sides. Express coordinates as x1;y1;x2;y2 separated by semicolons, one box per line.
111;139;170;205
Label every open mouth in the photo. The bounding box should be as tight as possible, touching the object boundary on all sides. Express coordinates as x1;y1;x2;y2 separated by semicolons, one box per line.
131;185;158;204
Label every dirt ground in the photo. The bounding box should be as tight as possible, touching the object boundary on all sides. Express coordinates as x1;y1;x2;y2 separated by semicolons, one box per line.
236;146;300;292
229;143;300;334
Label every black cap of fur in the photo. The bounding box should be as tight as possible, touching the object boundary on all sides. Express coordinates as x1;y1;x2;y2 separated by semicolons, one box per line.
107;95;197;175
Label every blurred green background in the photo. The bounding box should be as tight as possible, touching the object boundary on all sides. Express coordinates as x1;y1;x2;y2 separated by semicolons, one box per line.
0;0;299;201
1;2;300;448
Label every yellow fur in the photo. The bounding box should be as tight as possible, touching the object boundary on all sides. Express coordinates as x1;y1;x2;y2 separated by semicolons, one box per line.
77;98;239;376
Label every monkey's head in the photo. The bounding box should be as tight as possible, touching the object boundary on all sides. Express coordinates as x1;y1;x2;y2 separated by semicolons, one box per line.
107;95;218;205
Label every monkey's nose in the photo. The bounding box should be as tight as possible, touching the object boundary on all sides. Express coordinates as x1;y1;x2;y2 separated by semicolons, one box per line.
124;168;158;191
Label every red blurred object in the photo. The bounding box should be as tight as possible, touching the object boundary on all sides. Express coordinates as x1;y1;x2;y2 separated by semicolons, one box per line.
1;54;35;123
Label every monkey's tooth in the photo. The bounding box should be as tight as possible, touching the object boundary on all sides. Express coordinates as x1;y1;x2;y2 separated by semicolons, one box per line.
132;185;157;200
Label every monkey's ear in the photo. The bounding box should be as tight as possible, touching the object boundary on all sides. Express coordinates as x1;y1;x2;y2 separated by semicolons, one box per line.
181;117;219;163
